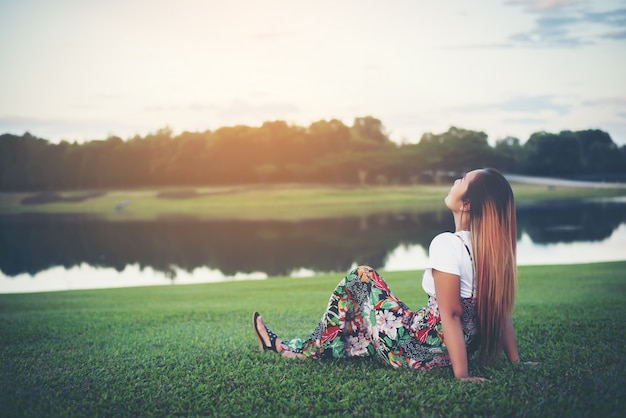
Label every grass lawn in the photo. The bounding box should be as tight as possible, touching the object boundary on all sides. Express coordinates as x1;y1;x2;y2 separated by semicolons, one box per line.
1;261;625;417
1;182;625;220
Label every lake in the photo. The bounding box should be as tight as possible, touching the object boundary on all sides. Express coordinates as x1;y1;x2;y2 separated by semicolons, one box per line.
1;197;625;293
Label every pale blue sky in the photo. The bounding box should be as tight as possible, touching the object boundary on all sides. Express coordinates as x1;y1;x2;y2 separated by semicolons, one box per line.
1;0;625;144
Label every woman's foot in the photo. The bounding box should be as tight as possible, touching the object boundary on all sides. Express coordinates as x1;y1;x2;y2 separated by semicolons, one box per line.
252;312;283;353
281;350;307;360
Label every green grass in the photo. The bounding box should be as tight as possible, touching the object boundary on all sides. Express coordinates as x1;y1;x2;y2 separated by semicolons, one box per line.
1;182;625;220
1;261;625;417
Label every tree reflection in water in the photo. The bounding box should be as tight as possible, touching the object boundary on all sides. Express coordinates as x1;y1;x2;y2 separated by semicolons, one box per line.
1;200;625;279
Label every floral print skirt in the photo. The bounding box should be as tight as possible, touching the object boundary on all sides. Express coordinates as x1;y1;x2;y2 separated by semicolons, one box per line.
281;266;477;370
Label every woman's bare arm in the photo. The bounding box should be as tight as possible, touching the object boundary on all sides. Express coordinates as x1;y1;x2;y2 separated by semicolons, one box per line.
433;269;486;382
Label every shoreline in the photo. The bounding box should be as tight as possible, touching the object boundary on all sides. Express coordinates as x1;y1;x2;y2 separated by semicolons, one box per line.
3;258;626;295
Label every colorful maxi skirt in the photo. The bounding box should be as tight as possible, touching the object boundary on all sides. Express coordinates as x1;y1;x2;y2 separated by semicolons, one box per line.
281;266;478;370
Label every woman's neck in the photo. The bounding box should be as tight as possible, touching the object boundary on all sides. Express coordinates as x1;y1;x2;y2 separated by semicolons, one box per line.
454;212;470;232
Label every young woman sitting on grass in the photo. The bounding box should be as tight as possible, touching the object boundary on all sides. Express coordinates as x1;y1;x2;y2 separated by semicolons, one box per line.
253;168;520;382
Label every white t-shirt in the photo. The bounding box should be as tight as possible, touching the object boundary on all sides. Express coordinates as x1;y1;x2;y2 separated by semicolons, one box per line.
421;230;474;298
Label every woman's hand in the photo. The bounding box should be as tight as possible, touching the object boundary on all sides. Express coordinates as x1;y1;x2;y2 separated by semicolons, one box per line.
459;376;489;383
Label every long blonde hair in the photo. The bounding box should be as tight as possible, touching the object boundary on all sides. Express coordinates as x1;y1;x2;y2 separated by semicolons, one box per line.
464;168;517;364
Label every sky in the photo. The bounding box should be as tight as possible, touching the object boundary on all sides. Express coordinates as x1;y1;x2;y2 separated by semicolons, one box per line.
1;0;625;145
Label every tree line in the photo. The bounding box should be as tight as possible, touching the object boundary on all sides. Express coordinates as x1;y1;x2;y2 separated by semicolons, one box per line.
1;116;625;191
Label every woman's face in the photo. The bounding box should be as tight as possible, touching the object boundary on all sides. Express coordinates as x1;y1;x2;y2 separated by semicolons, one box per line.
444;169;482;212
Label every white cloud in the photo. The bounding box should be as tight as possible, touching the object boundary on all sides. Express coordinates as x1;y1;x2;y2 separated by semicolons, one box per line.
453;95;572;116
504;1;626;47
601;28;626;38
582;96;626;107
506;0;584;13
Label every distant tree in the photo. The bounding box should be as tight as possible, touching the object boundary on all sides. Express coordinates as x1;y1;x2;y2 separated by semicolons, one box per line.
574;129;621;175
307;119;351;154
0;133;26;190
414;127;494;180
1;121;624;191
0;133;51;190
522;131;582;176
395;143;429;182
167;130;211;185
351;116;390;146
619;145;626;174
493;136;523;173
255;120;306;174
520;129;624;178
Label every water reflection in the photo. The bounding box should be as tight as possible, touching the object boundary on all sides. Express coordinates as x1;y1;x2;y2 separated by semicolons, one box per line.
0;212;450;278
522;199;625;242
1;199;625;293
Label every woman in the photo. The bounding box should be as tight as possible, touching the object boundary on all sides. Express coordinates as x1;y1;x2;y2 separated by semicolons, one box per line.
253;168;520;381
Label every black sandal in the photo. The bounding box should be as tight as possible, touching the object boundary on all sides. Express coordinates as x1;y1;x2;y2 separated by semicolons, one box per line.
252;312;279;352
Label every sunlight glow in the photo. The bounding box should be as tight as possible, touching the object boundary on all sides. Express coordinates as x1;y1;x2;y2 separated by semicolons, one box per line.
1;0;624;144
